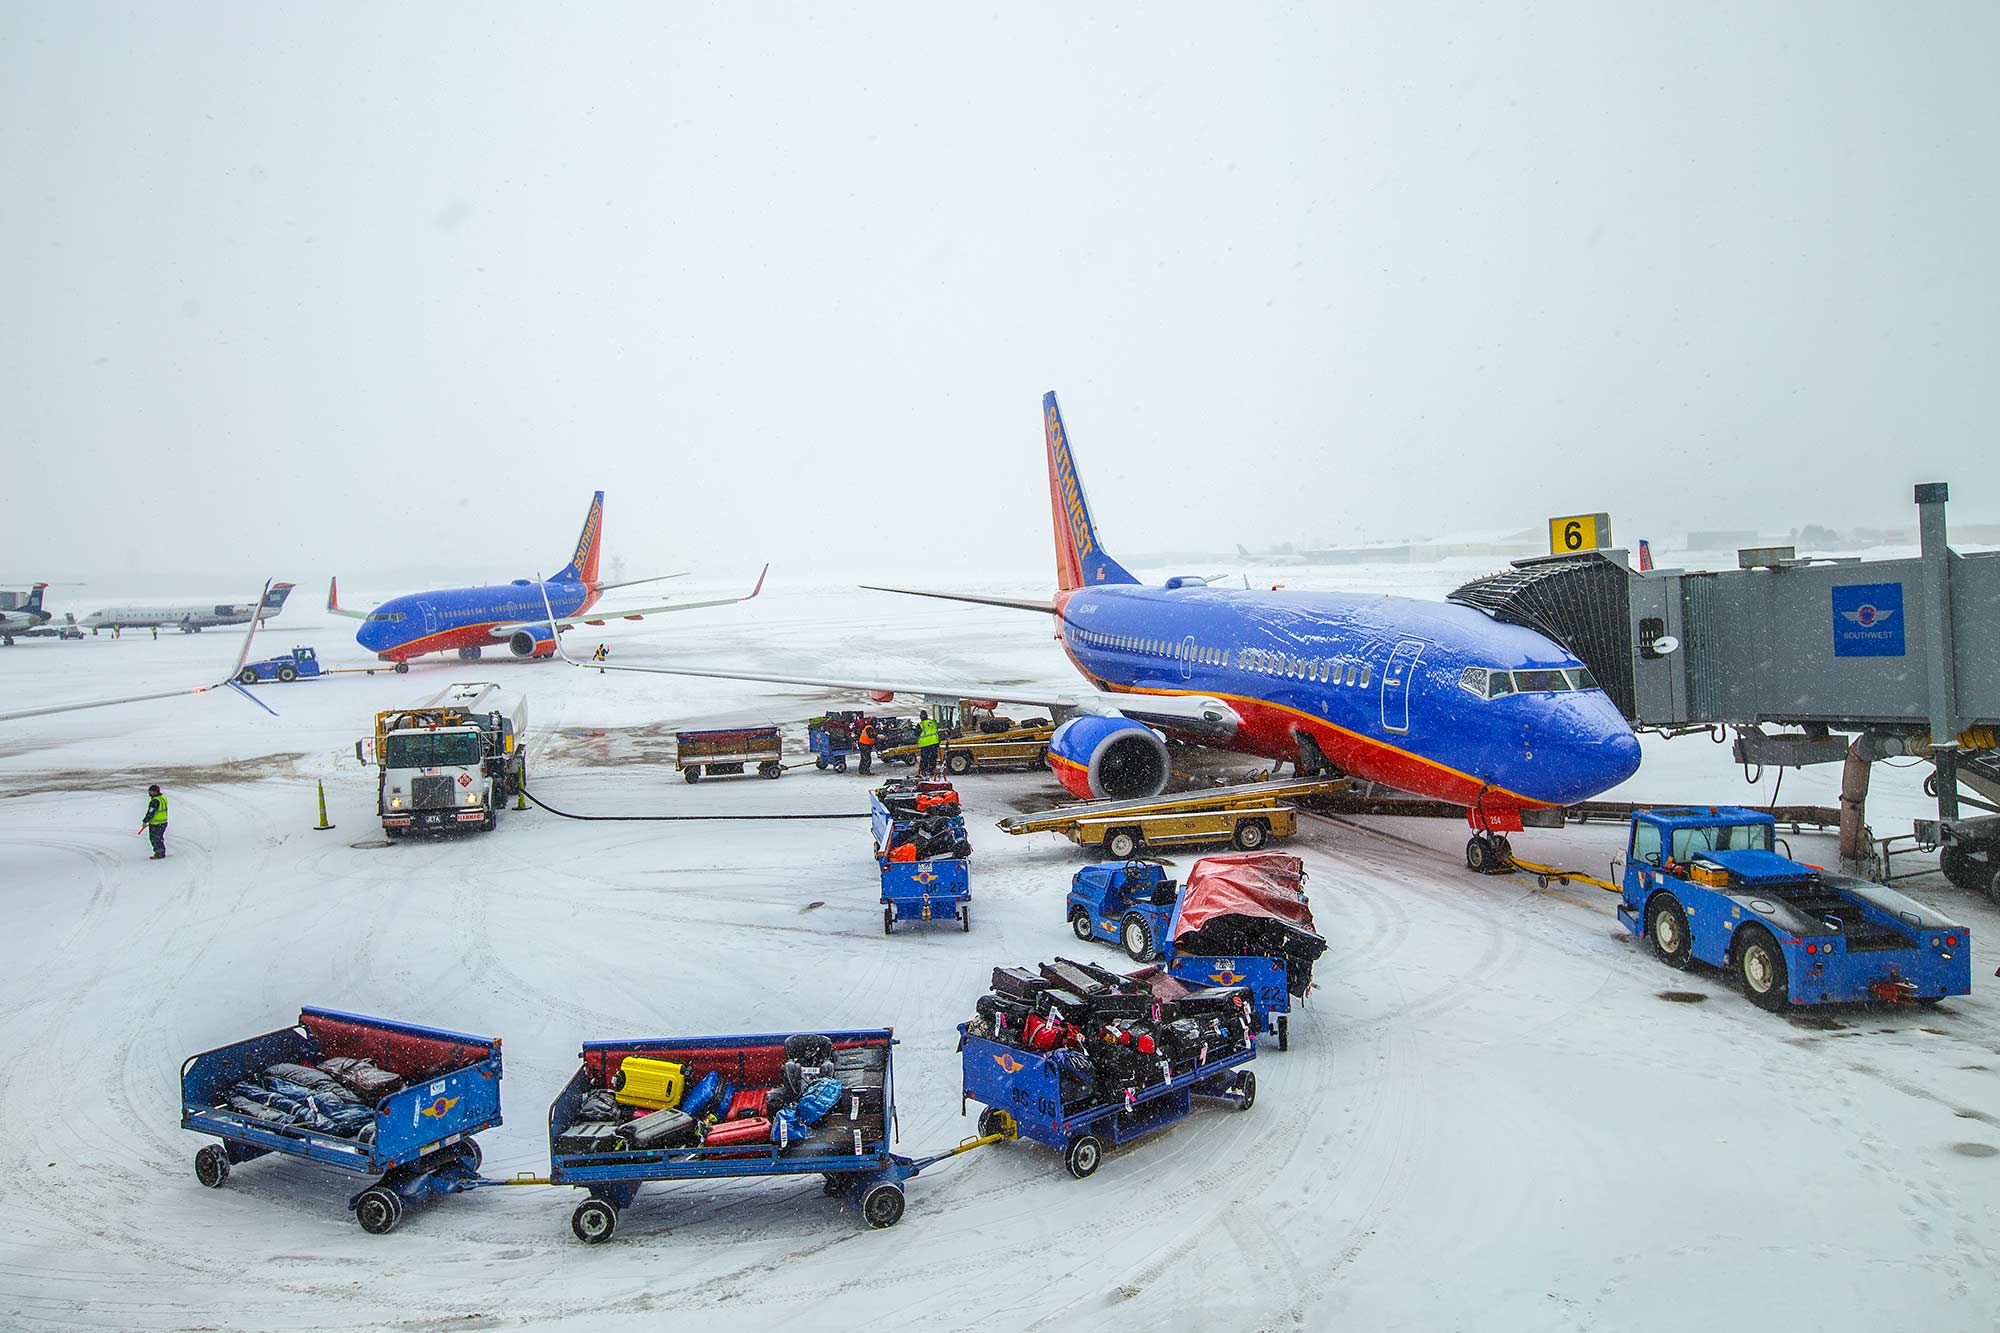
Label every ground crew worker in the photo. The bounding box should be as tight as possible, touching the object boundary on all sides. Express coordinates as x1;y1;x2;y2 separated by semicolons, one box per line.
151;625;158;641
857;717;875;775
138;783;168;859
917;716;941;776
593;643;608;662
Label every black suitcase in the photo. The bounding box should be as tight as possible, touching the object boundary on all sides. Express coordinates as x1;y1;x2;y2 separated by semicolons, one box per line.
991;966;1053;1002
1053;956;1137;992
1036;988;1091;1023
617;1107;699;1149
1085;992;1155;1023
976;993;1032;1034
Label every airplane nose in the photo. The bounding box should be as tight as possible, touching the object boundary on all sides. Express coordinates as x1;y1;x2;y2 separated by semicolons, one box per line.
1526;699;1642;806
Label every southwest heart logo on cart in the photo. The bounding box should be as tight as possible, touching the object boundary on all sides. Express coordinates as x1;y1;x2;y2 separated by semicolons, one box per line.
913;868;938;885
990;1052;1024;1074
1208;961;1246;986
418;1094;461;1119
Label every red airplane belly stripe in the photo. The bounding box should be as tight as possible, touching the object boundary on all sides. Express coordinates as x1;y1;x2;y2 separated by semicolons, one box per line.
383;622;509;658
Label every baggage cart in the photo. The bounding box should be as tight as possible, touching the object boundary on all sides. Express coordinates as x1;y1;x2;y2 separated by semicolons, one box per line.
675;726;783;782
1165;953;1294;1050
958;1021;1255;1179
179;1007;504;1234
548;1029;1005;1242
879;856;971;933
808;721;860;771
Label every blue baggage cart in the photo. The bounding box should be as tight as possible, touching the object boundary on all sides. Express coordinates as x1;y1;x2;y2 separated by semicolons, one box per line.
959;1021;1255;1178
1165;953;1294;1050
548;1029;1004;1242
871;784;972;933
879;856;971;933
809;721;860;771
180;1006;504;1234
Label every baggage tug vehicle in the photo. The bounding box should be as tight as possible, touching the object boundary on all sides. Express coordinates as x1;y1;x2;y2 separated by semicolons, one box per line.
1619;806;1970;1009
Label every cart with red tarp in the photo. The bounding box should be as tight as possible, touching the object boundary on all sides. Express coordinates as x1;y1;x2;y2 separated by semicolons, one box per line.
1161;852;1326;1050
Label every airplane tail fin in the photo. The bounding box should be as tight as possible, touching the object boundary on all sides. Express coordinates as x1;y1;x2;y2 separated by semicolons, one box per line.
24;583;46;619
1636;539;1654;573
263;583;295;611
555;491;606;585
1043;392;1138;591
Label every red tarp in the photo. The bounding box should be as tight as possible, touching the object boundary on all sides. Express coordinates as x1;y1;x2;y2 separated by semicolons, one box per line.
1172;852;1316;940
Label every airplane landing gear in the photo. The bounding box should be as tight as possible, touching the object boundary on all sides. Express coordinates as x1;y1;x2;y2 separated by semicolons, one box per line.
1465;833;1514;875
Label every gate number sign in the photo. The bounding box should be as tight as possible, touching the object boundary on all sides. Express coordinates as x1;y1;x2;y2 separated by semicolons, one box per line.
1549;513;1612;554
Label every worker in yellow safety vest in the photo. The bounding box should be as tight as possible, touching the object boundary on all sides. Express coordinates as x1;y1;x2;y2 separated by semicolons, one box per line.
917;717;941;776
139;784;169;859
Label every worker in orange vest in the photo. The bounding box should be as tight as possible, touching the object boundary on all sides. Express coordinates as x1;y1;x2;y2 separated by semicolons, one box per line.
857;717;875;776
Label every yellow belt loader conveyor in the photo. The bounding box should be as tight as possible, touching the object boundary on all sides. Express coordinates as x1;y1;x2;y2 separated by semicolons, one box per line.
879;724;1058;775
998;777;1351;858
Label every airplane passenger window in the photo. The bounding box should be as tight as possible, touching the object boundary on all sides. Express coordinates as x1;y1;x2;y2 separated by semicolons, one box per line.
1487;671;1514;698
1359;665;1371;687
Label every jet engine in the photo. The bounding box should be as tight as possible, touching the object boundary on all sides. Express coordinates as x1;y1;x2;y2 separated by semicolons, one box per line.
508;627;557;658
1045;715;1170;801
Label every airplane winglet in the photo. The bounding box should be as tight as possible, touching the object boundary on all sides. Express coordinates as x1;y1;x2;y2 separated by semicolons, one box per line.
326;575;370;620
750;563;768;600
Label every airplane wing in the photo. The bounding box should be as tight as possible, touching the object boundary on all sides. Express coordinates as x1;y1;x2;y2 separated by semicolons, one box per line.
325;576;371;621
856;584;1057;615
589;572;690;593
511;565;768;632
0;581;282;722
533;575;1237;732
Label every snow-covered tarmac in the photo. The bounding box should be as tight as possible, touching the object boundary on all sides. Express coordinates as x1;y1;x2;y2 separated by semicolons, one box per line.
2;570;1996;1331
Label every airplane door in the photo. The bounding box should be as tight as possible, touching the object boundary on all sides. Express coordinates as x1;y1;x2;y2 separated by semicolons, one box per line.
1381;639;1424;734
1180;635;1197;681
419;601;440;636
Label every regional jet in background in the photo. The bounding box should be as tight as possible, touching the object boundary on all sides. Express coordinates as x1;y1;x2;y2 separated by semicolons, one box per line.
83;583;295;634
546;393;1642;862
326;491;766;669
0;584;50;645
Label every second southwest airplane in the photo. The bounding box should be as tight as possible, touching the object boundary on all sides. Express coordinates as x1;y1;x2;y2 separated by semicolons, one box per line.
549;393;1642;843
327;494;765;667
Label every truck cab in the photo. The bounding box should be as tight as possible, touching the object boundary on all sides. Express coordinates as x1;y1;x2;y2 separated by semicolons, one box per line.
1617;806;1970;1009
1067;861;1180;961
358;683;526;837
238;646;322;684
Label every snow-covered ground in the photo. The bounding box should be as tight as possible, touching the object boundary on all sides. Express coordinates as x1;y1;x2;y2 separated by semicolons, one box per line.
1;569;1995;1331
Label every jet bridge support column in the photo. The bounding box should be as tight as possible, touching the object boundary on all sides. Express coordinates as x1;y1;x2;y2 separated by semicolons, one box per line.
1916;482;1961;823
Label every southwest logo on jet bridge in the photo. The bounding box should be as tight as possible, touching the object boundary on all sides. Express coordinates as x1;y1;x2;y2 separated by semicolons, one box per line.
1831;582;1906;657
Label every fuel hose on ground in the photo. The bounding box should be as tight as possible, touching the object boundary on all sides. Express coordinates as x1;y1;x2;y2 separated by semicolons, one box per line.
519;785;871;822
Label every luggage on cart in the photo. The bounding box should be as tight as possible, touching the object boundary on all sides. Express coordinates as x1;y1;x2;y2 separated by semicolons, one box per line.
612;1057;685;1110
618;1107;700;1149
991;966;1054;1003
557;1121;623;1155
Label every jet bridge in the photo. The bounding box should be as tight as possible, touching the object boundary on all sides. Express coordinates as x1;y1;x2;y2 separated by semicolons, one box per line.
1449;483;2000;895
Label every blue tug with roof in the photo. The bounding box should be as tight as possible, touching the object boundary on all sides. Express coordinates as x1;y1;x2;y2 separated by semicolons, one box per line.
1618;805;1970;1009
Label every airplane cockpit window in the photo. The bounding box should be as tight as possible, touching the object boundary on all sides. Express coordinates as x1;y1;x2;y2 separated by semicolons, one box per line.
1487;670;1515;697
1568;667;1601;690
367;611;406;622
1513;669;1574;693
1459;667;1489;697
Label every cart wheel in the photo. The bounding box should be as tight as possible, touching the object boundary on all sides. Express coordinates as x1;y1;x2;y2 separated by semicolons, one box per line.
571;1198;618;1244
977;1107;1017;1140
1735;925;1790;1012
815;756;828;771
1064;1134;1102;1180
194;1144;230;1189
1536;874;1549;889
1235;1070;1257;1110
236;667;257;686
860;1181;906;1229
355;1187;403;1235
1106;828;1140;860
946;750;973;776
761;762;783;779
1231;819;1267;851
1120;913;1155;962
684;767;701;784
1276;1016;1289;1052
277;665;297;682
1069;907;1094;941
883;906;895;935
457;1139;482;1170
960;903;971;932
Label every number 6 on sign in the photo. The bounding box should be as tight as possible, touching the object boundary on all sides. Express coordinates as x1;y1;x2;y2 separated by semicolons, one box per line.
1548;512;1611;554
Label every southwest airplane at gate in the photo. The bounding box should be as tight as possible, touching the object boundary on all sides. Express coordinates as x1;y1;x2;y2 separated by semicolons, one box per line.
548;396;1641;848
327;492;766;667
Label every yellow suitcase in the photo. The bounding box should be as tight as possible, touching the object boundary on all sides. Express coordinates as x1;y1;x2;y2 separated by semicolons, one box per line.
612;1057;685;1110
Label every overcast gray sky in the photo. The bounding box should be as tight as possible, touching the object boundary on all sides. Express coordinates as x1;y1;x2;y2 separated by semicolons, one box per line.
4;2;1995;589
